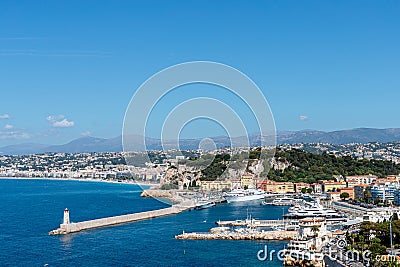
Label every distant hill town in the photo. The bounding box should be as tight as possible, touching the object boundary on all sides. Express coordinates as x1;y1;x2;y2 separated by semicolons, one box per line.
1;128;400;155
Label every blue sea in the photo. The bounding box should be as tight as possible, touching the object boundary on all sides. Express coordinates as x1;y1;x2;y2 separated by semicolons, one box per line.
0;178;288;266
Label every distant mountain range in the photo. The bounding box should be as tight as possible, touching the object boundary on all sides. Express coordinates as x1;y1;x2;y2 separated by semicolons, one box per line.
1;128;400;155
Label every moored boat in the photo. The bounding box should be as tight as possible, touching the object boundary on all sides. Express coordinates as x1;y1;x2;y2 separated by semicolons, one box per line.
223;188;266;203
195;199;216;210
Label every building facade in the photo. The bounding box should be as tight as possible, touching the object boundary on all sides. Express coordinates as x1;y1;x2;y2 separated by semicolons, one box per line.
257;180;295;194
354;184;370;200
370;183;399;202
198;180;232;191
337;187;355;199
319;180;346;192
345;174;377;187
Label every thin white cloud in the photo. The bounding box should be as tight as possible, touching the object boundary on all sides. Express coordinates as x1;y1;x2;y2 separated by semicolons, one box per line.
0;49;111;57
0;114;10;119
47;115;75;128
47;115;64;122
4;124;13;130
299;115;308;121
0;131;30;140
53;119;74;128
81;131;91;137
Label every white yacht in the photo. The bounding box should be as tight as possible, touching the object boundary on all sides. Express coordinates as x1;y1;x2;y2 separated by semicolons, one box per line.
195;199;216;210
272;197;295;206
284;200;346;222
223;188;266;203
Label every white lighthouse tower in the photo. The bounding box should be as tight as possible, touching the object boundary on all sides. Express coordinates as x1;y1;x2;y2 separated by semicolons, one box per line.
63;208;70;224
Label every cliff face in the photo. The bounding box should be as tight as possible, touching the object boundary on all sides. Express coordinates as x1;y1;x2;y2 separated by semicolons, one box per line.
161;167;178;184
161;166;201;189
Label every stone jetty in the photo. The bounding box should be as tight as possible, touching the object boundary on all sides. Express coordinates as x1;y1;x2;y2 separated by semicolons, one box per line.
49;205;188;235
140;189;174;199
175;228;297;241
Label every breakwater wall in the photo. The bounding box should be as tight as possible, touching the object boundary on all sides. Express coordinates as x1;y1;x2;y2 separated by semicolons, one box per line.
50;206;184;235
175;230;297;241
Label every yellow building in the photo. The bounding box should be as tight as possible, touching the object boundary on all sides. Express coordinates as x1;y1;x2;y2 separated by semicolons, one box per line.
257;180;294;193
198;180;232;191
294;182;311;193
240;174;254;188
275;182;295;194
320;181;346;192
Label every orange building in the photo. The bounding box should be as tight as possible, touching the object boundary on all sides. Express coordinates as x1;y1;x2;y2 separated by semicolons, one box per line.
338;187;355;199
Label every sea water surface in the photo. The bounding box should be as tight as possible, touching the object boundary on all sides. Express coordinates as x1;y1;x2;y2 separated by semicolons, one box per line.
0;178;288;266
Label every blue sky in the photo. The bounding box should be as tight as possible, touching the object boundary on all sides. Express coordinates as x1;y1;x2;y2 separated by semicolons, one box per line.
0;0;399;146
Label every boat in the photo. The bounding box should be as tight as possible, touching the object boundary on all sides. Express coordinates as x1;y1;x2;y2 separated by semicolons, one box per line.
272;197;295;206
223;188;266;203
283;199;346;222
271;225;285;231
195;199;216;210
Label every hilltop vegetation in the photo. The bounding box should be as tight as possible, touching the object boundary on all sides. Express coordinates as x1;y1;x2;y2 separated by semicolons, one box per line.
172;148;400;183
266;149;400;183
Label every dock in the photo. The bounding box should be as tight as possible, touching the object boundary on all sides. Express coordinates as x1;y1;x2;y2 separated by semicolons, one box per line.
50;202;194;235
216;219;286;228
328;201;368;216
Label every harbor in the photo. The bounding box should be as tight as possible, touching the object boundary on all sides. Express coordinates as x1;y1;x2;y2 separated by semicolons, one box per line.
48;182;400;266
173;190;400;267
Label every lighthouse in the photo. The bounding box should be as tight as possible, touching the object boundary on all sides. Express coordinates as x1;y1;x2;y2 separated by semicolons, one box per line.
63;208;70;225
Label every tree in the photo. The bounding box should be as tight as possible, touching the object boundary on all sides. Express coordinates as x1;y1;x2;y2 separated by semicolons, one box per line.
364;190;372;203
244;185;248;190
374;196;381;205
306;188;313;194
311;225;319;237
301;188;307;194
340;192;350;200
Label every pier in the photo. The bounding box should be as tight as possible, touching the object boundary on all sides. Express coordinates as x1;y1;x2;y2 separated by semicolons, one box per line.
49;203;193;235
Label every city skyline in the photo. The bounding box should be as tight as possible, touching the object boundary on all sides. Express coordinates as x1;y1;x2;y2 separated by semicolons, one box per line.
1;0;400;146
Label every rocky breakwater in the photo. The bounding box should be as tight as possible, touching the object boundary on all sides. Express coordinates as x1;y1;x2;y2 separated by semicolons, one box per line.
284;258;325;267
175;227;297;241
140;189;174;199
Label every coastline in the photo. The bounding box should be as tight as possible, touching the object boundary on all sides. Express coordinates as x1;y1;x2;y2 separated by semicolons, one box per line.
0;176;160;189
